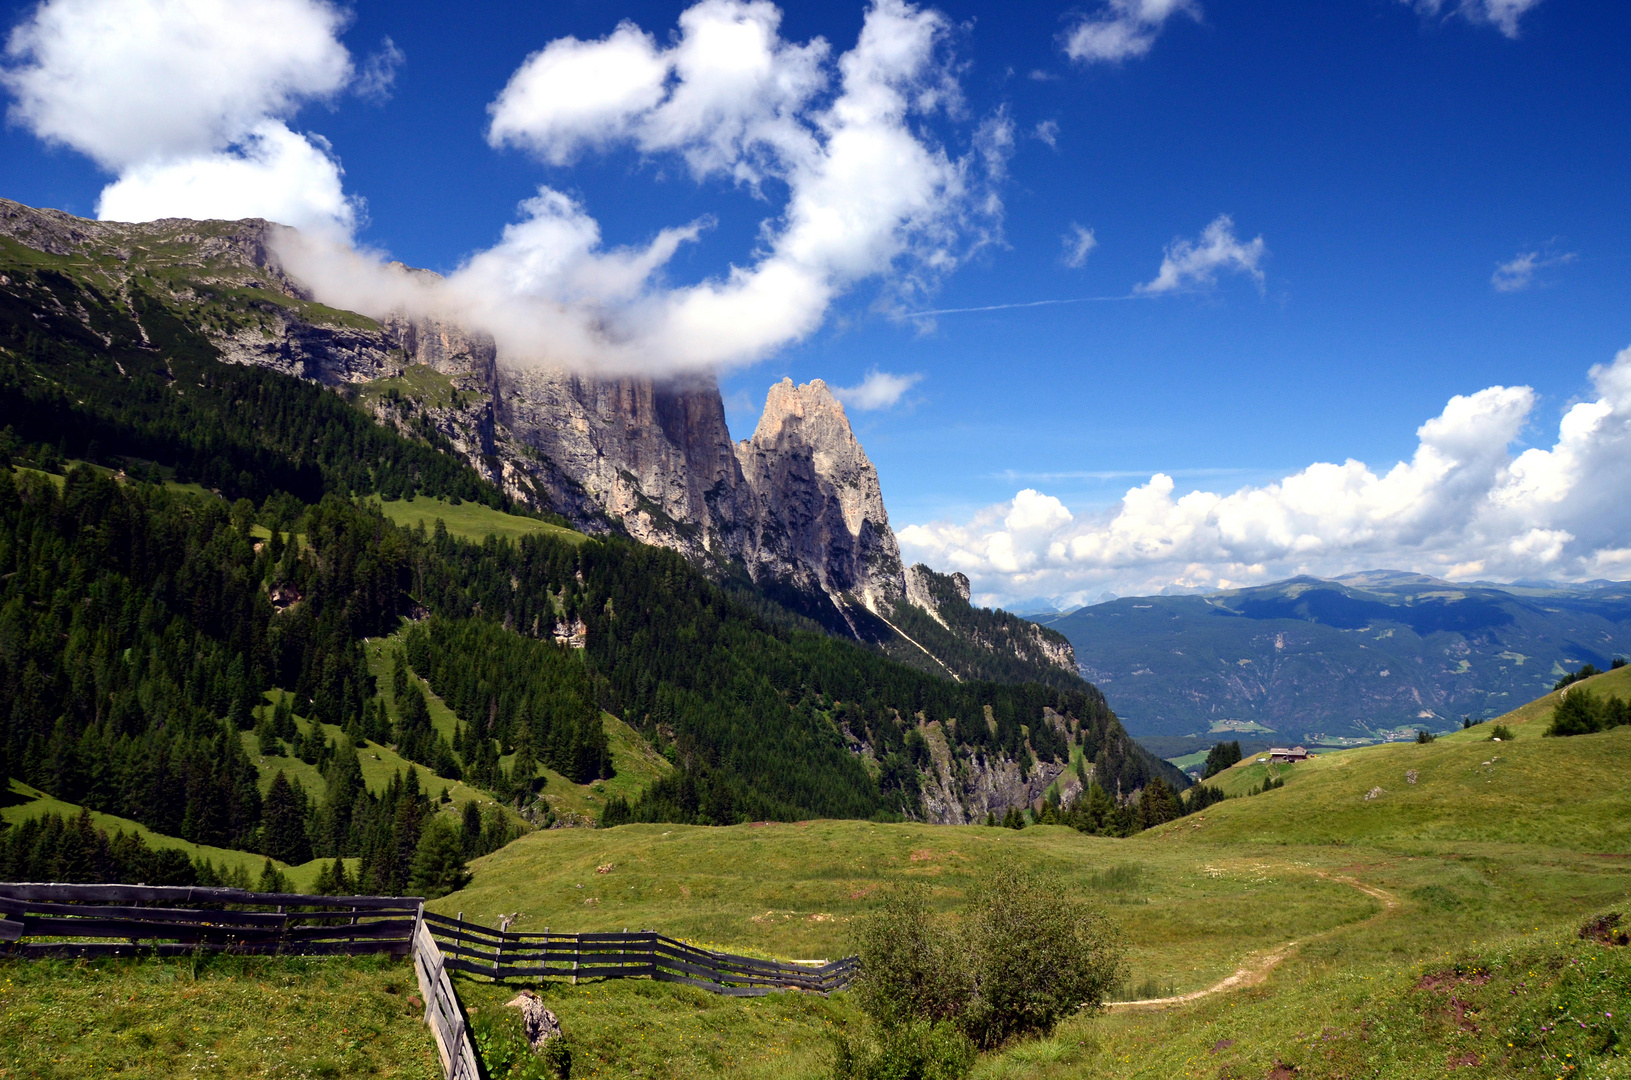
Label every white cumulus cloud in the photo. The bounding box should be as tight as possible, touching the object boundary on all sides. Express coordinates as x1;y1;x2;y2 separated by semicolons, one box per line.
1062;0;1199;64
2;0;361;236
277;0;1006;377
1404;0;1545;39
1137;214;1265;295
834;369;924;410
900;345;1631;607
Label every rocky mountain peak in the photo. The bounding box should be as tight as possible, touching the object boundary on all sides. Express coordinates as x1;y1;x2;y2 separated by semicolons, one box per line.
730;379;902;615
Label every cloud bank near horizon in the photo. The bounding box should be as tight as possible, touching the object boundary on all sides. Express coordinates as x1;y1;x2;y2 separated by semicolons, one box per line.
900;345;1631;607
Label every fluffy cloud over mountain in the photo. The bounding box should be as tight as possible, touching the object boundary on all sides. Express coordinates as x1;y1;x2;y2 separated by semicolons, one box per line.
901;346;1631;606
279;0;1007;377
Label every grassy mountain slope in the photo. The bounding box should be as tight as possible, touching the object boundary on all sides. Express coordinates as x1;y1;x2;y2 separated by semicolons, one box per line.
1184;724;1631;848
1045;570;1631;741
2;778;330;887
426;676;1631;1079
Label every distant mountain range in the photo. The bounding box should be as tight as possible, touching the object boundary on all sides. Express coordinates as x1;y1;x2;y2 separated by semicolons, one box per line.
1030;571;1631;743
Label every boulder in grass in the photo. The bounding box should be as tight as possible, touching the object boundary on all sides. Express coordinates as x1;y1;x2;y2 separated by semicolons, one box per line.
505;989;563;1049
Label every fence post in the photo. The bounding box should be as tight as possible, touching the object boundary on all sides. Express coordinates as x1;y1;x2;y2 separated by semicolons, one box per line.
493;915;509;980
571;930;578;986
454;911;463;968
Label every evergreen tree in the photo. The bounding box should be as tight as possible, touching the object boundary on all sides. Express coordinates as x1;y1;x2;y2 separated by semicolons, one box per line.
1137;777;1180;829
256;858;293;893
1201;741;1242;779
313;857;354;896
409;818;471;899
261;771;312;865
460;800;484;858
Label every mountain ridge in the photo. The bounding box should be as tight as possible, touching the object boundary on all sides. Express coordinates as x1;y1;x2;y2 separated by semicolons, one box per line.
1042;569;1631;742
0;196;1075;687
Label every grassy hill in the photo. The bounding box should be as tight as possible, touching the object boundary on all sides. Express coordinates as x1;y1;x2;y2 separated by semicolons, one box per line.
369;493;587;546
3;779;334;889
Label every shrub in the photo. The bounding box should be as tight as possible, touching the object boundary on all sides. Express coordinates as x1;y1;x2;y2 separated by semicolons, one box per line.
845;865;1126;1068
1489;724;1514;742
831;1021;976;1080
1415;730;1435;744
958;863;1126;1049
852;886;969;1028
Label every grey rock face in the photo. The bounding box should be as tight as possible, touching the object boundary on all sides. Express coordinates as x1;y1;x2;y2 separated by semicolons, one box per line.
913;713;1075;825
734;378;906;612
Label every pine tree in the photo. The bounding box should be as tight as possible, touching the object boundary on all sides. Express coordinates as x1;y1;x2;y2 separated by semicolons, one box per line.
262;771;312;865
313;856;354;896
256;858;293;894
408;818;470;899
1138;777;1180;830
460;800;483;858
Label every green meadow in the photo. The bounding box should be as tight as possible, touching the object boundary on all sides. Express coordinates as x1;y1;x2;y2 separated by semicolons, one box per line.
368;493;588;546
6;656;1629;1079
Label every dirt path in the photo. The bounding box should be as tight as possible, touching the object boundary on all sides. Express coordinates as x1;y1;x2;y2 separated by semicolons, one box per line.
1105;870;1399;1012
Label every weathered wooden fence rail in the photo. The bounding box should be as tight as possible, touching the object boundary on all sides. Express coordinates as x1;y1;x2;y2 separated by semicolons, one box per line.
412;912;481;1080
0;882;419;958
421;910;858;996
0;882;857;1079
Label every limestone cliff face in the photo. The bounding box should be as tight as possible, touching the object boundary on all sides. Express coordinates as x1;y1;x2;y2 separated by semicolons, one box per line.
913;711;1077;825
495;367;751;558
734;379;905;612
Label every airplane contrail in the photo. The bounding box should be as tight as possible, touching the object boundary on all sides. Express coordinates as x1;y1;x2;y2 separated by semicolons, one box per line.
904;293;1149;317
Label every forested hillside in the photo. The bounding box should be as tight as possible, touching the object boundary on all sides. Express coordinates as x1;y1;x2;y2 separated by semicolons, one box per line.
0;237;1183;889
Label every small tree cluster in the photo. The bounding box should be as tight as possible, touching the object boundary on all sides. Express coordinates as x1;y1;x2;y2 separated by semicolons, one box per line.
839;865;1126;1078
1554;664;1603;692
1547;689;1631;737
1201;741;1242;779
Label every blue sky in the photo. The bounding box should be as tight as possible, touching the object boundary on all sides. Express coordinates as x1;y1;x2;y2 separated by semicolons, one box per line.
3;0;1629;605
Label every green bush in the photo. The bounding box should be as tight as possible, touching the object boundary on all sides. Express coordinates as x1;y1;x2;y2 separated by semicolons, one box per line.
470;1010;571;1079
959;863;1126;1049
845;864;1126;1071
1489;724;1514;741
831;1021;976;1080
853;887;970;1028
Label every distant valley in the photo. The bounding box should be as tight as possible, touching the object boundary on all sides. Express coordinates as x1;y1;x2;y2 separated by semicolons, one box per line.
1031;570;1631;745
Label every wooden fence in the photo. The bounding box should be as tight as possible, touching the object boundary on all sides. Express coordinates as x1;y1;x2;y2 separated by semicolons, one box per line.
0;882;419;958
0;882;857;1080
412;911;482;1080
421;910;858;996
